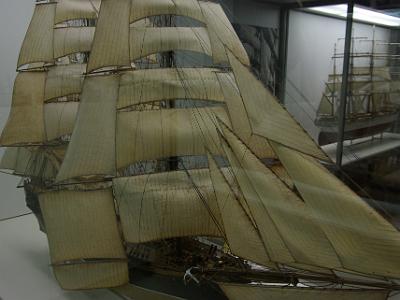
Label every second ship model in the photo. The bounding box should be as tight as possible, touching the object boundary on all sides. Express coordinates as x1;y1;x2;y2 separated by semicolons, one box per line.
316;36;400;145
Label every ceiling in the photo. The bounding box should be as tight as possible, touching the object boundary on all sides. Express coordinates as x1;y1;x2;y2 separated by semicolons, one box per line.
257;0;400;10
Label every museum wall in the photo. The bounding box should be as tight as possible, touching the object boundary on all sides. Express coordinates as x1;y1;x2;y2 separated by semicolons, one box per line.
0;0;33;220
286;10;391;139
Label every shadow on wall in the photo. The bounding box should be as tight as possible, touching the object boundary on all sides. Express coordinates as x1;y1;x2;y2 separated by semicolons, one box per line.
233;23;279;95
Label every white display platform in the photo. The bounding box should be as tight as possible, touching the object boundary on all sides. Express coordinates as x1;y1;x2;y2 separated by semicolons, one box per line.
322;133;400;165
0;214;121;300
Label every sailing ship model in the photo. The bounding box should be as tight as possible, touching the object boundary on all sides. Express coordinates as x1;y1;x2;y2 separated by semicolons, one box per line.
316;37;400;145
1;0;400;299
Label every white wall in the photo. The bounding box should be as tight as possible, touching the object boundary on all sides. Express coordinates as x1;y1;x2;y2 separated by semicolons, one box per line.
286;10;391;140
0;0;34;219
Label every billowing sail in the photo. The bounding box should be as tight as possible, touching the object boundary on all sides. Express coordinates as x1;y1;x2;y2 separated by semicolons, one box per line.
217;71;276;159
114;284;185;300
208;154;273;267
200;1;250;66
1;65;85;146
56;75;119;181
113;169;223;243
130;0;205;24
39;189;128;290
116;107;229;169
317;95;333;116
219;284;390;300
273;142;400;278
0;72;46;146
44;64;85;101
118;68;226;109
18;3;56;68
227;51;328;161
55;0;100;24
54;27;95;59
0;147;57;179
44;102;79;141
129;27;212;61
220;125;342;269
87;0;131;72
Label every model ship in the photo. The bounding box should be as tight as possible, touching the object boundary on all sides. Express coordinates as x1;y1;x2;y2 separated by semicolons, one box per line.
1;0;400;299
316;37;400;145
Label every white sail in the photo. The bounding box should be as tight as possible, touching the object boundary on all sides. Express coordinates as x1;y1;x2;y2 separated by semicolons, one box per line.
54;27;95;59
113;169;223;243
39;189;128;290
221;126;342;269
116;107;229;169
317;95;333;116
0;147;57;179
44;102;79;141
87;0;131;72
220;284;390;300
200;1;250;66
130;0;205;24
227;51;328;161
217;71;276;159
118;68;226;109
208;154;273;267
0;72;46;146
56;75;119;182
18;3;55;68
55;0;100;24
113;284;185;300
44;64;86;101
273;142;400;278
129;27;212;61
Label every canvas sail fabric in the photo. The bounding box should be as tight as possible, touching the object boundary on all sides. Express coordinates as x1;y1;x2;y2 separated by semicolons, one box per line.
44;64;86;101
55;0;100;24
129;27;212;61
87;0;131;72
113;169;223;243
208;154;273;267
216;72;276;159
0;147;57;179
54;27;95;59
200;1;250;66
0;72;46;146
39;189;128;290
18;3;55;69
44;102;79;141
219;284;390;300
130;0;205;24
116;107;229;169
317;96;334;116
56;75;119;182
118;68;226;109
220;126;343;269
113;284;185;300
87;0;248;72
328;67;392;81
227;51;328;161
272;142;400;278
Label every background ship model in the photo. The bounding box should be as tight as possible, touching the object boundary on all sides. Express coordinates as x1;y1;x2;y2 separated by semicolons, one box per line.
315;36;400;145
1;0;400;299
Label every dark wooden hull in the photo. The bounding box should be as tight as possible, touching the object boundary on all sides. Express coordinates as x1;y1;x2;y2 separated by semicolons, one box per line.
316;113;398;146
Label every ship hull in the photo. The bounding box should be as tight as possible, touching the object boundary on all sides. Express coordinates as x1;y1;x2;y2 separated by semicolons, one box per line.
316;112;399;145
